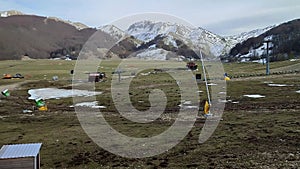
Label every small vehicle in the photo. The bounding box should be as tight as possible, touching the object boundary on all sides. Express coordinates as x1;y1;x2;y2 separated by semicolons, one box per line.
2;74;12;79
12;73;24;79
2;73;24;79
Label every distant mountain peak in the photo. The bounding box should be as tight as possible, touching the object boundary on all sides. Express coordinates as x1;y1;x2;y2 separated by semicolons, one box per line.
99;25;126;39
46;17;88;30
0;10;24;17
0;10;88;30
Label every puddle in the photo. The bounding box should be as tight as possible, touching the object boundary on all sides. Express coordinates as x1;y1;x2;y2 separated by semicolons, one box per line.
268;84;293;87
28;88;102;100
243;94;265;98
73;101;106;109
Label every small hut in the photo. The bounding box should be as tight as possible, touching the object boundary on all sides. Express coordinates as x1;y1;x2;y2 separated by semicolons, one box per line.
88;72;106;82
186;62;198;70
0;143;42;169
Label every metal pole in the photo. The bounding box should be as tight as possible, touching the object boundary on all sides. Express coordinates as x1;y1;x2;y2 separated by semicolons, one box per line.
199;50;211;106
265;40;271;75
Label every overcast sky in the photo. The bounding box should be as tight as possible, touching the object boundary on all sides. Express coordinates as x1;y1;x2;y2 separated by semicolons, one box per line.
0;0;299;36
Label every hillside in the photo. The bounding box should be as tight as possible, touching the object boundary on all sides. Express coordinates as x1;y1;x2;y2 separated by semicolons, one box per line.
228;19;300;62
0;14;96;60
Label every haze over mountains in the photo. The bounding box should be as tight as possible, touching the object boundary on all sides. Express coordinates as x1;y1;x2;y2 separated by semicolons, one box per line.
0;10;299;61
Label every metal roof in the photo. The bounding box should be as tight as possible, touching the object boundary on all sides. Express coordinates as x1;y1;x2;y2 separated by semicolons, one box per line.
0;143;42;159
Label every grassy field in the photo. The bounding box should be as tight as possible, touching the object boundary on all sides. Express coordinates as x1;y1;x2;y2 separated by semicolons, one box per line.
0;59;299;168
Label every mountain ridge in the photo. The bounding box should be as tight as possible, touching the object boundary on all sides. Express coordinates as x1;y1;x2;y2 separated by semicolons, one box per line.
0;10;298;61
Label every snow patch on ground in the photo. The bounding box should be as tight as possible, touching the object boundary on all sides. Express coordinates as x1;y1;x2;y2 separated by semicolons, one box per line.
268;84;293;87
28;88;102;100
73;101;106;109
207;83;218;86
178;100;198;109
296;90;300;93
243;94;265;98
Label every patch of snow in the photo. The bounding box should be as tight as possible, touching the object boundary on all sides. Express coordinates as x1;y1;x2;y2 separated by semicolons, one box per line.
0;11;8;17
268;84;293;87
28;88;102;100
182;100;192;105
148;44;156;49
99;25;126;39
218;99;229;103
207;83;218;86
164;36;178;48
74;101;106;109
252;58;266;64
178;104;198;109
136;49;169;60
243;94;265;98
121;75;136;80
296;90;300;93
140;72;151;76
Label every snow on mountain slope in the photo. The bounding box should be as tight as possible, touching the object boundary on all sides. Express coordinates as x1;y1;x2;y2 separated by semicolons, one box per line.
125;20;274;57
46;17;89;30
99;25;126;40
126;21;229;56
127;21;192;42
136;48;169;60
226;25;276;42
0;10;24;17
225;25;277;48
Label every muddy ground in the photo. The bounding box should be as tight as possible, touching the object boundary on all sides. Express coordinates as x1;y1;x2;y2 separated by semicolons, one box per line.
0;61;299;168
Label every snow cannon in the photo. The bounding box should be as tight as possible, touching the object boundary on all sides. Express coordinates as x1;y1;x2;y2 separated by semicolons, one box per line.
35;98;48;111
1;89;10;97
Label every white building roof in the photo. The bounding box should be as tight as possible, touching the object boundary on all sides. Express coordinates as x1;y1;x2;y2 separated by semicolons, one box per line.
0;143;42;159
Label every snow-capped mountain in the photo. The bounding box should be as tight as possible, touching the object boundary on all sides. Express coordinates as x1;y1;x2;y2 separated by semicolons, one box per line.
126;21;226;56
99;25;126;40
100;20;275;59
226;25;276;43
127;21;193;42
228;19;300;62
124;21;273;57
